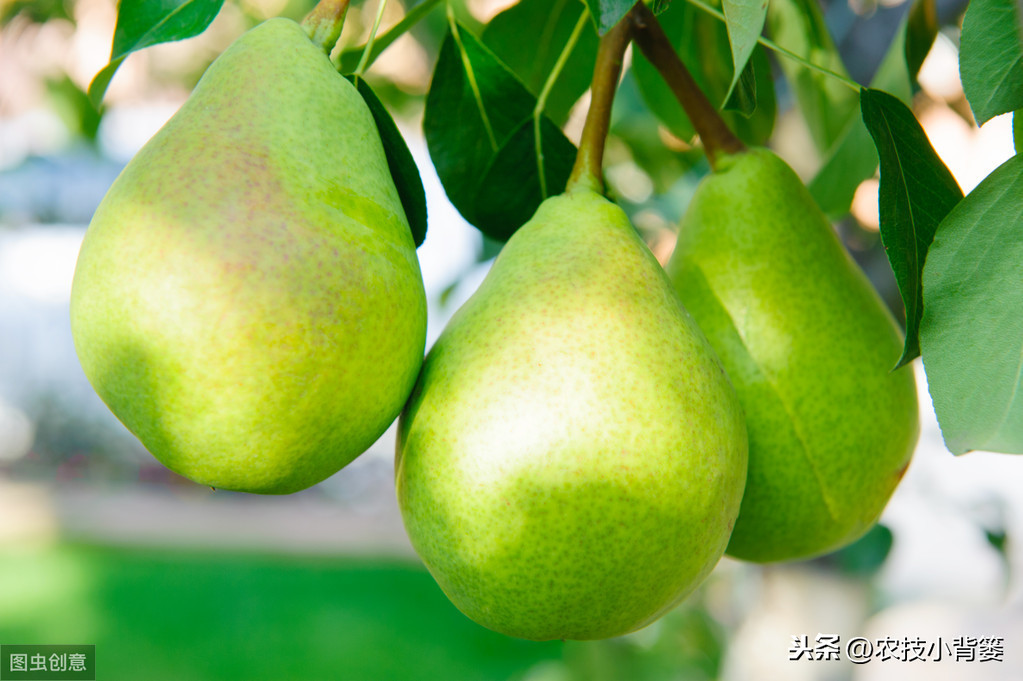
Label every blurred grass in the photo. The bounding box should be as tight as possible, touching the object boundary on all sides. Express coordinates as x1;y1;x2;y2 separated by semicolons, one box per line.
0;542;562;681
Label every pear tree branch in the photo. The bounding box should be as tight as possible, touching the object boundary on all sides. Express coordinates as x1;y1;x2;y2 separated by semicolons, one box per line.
630;1;744;169
567;5;635;194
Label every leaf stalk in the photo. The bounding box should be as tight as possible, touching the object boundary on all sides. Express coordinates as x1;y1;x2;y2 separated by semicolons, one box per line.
354;0;389;76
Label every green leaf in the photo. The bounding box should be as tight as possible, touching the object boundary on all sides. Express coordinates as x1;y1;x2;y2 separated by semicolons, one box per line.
582;0;636;35
346;75;427;248
919;153;1023;455
46;75;103;142
87;0;225;108
820;524;894;576
632;0;775;146
473;118;577;241
765;0;859;153
904;0;938;81
809;0;922;219
721;0;767;100
722;55;757;116
423;22;577;241
1015;110;1022;153
861;88;963;368
960;0;1023;125
483;0;599;125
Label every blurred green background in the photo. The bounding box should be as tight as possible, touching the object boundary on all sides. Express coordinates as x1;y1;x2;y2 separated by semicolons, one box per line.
1;1;1020;680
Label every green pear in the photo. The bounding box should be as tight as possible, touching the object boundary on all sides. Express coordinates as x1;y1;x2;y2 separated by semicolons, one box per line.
70;18;426;494
395;189;747;641
666;148;919;562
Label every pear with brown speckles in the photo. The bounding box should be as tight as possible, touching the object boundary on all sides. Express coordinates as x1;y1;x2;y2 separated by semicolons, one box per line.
70;18;426;494
665;148;919;562
395;188;747;641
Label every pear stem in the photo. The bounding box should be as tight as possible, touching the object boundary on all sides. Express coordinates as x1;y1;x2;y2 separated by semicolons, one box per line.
302;0;351;55
630;2;744;169
566;6;634;195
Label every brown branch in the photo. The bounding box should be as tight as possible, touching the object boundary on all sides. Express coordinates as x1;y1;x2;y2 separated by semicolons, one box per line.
630;2;744;168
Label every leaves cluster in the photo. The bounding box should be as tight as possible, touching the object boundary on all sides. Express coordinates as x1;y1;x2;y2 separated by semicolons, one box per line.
62;0;1023;455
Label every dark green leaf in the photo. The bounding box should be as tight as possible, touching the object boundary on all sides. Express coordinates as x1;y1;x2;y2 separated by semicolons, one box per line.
960;0;1023;125
88;0;225;107
861;88;963;368
986;527;1008;556
346;75;427;248
483;0;598;125
723;56;757;116
423;22;577;240
919;153;1023;455
821;524;894;576
904;0;938;82
632;0;775;146
721;0;768;99
1015;110;1022;153
583;0;637;35
766;0;859;153
809;3;919;219
473;118;577;241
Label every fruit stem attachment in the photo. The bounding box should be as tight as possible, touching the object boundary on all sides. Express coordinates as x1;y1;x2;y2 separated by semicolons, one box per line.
567;7;634;195
630;2;744;169
302;0;351;55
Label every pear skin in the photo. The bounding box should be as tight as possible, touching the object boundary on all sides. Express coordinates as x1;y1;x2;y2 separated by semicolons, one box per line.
70;18;427;494
396;189;747;641
666;148;919;562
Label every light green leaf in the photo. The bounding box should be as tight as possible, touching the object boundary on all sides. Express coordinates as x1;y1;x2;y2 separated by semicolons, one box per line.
721;0;768;100
920;154;1023;454
960;0;1023;125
